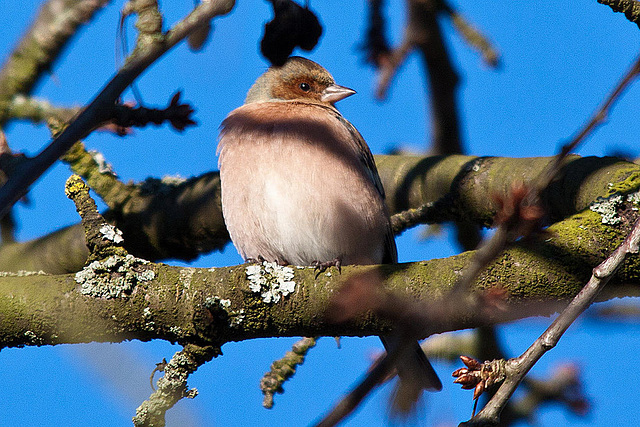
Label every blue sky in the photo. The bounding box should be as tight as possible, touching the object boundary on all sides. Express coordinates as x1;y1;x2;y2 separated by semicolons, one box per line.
1;1;640;426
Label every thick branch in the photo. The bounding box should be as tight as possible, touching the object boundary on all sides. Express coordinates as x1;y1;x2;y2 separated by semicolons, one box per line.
1;202;639;349
0;153;638;273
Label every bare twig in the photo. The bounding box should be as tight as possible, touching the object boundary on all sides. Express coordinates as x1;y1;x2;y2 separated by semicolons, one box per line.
133;344;220;427
260;337;317;409
365;0;465;155
8;96;128;135
0;0;236;219
438;0;500;68
112;92;196;132
409;0;463;155
374;38;412;100
464;214;640;425
0;0;110;126
390;202;437;235
7;95;81;125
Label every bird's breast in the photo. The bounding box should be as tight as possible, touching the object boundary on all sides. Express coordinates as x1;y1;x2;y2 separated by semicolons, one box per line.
218;102;389;266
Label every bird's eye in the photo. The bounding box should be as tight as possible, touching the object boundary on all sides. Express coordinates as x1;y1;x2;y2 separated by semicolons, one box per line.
299;82;311;92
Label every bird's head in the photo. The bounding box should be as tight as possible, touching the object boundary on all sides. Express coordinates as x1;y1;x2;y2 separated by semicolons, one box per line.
245;57;356;107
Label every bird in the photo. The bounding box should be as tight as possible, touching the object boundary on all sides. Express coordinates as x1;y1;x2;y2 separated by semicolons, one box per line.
217;56;442;410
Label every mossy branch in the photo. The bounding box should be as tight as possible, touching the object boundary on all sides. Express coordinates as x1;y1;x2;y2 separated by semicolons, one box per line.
0;198;639;350
597;0;640;28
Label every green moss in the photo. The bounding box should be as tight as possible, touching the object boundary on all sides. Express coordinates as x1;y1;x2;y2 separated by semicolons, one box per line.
605;170;640;197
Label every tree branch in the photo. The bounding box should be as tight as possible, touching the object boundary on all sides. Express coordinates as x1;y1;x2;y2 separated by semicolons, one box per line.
0;153;638;273
597;0;640;28
0;0;236;219
133;344;220;427
1;197;639;350
0;0;110;126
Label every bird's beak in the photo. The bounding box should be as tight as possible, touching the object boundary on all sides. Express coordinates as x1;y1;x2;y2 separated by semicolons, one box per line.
321;84;356;104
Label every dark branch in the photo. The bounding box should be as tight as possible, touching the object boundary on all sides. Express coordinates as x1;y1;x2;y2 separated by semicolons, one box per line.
0;0;235;220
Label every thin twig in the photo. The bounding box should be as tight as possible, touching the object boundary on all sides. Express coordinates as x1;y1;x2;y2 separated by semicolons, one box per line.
7;95;81;125
438;0;500;68
390;202;437;235
133;344;220;427
260;337;317;409
374;38;412;100
465;214;640;425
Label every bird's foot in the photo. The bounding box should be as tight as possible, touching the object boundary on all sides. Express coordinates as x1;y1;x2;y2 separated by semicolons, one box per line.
313;258;342;278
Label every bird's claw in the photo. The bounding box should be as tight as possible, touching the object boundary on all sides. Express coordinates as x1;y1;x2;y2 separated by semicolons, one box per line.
313;258;342;278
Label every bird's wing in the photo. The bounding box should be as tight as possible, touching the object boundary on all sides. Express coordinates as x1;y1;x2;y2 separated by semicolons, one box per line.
323;105;398;264
324;107;387;200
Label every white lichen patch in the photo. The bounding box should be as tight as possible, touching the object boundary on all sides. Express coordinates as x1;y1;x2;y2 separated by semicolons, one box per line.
627;191;640;207
0;270;47;277
179;268;196;288
160;174;187;186
75;254;155;298
88;150;116;175
590;190;640;225
99;224;124;243
245;261;296;303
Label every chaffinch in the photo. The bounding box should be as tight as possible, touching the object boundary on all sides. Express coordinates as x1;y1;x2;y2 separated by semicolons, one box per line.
217;57;442;410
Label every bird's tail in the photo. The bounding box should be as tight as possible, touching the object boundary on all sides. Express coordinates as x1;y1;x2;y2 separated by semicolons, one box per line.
380;335;442;415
